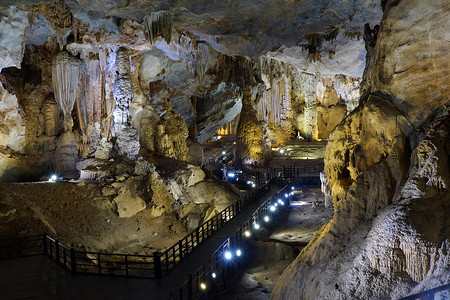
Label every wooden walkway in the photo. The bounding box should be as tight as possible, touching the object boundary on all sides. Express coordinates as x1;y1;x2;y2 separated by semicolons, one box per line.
0;184;285;300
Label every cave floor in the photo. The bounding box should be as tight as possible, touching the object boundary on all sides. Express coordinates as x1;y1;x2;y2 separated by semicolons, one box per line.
225;187;334;299
0;182;288;299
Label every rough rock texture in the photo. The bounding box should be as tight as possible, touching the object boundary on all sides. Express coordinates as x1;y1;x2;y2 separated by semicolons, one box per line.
367;0;450;127
258;57;361;145
174;164;205;187
273;114;450;300
0;157;239;252
0;180;187;254
0;84;25;153
325;95;411;206
320;171;333;209
112;179;146;218
273;1;450;298
0;7;29;72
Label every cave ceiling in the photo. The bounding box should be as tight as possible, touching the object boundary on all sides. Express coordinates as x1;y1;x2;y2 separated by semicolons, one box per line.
2;0;382;77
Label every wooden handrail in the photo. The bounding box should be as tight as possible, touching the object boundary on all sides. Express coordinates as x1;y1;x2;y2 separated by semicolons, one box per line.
170;183;293;300
0;166;321;281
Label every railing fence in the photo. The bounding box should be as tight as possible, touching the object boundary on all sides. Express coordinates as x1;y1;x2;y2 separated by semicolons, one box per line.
0;166;319;282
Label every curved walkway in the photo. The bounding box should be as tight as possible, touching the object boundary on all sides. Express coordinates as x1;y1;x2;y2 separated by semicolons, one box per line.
0;182;288;300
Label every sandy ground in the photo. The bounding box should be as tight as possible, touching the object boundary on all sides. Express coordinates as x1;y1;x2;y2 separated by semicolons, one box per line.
0;181;187;254
270;188;334;245
225;187;334;299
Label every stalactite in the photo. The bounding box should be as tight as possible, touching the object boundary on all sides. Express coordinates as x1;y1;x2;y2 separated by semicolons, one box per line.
308;51;322;62
324;26;339;43
328;50;335;59
217;114;240;135
345;31;362;41
52;51;81;131
75;55;100;157
257;56;292;126
195;42;211;79
73;48;118;157
143;11;173;44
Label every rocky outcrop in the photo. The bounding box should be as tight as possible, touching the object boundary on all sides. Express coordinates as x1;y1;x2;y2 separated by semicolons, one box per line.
257;57;361;144
325;95;411;207
0;7;29;72
0;84;25;153
273;0;450;298
367;0;450;127
112;179;146;218
273;113;450;300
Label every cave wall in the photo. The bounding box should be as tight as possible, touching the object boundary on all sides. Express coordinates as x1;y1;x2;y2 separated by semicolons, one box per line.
257;57;361;145
0;4;263;179
0;0;381;174
272;0;450;299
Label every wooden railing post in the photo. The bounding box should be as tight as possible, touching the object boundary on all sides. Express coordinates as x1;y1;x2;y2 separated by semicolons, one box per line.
49;238;53;259
70;248;77;273
42;233;47;255
55;239;60;263
195;229;200;246
154;251;162;278
179;240;183;260
98;253;101;274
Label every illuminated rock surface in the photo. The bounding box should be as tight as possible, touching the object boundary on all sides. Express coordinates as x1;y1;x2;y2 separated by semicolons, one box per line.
272;1;450;299
0;0;447;297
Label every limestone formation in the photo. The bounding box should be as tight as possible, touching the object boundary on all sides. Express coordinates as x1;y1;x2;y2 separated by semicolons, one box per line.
273;113;450;299
0;84;25;153
0;7;29;72
258;57;360;144
237;90;267;166
272;1;450;298
174;164;205;187
325;95;411;206
52;51;81;131
143;11;173;44
112;179;146;218
367;0;449;127
0;0;447;298
320;171;333;208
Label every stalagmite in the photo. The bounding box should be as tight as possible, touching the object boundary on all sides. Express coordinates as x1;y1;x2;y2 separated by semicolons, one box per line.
143;11;173;44
301;73;317;141
42;97;59;137
52;51;81;131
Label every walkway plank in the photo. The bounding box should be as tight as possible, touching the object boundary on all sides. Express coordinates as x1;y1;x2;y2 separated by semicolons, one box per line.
0;183;286;300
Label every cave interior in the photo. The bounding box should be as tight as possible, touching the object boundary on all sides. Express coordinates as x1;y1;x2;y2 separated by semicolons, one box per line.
0;0;449;299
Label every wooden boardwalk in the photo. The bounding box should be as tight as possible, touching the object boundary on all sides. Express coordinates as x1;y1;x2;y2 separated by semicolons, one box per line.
0;184;285;300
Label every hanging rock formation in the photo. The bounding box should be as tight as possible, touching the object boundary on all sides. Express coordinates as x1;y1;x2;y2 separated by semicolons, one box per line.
52;51;81;131
258;57;361;144
143;11;173;44
0;1;447;297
